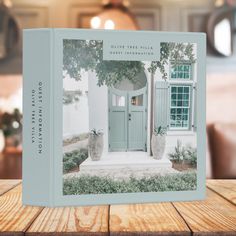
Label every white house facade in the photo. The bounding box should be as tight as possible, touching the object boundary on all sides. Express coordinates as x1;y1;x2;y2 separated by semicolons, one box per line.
88;53;197;158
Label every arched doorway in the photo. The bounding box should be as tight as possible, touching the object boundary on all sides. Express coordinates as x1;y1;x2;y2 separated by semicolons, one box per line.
108;70;147;151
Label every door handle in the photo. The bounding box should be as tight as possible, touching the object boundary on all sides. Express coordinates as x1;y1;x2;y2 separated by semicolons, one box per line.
129;113;131;121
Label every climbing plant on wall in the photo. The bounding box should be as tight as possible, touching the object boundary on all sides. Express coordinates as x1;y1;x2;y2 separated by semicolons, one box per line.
63;39;144;87
148;42;196;79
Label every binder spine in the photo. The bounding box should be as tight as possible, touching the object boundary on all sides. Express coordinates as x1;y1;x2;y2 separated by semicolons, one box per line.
23;29;53;206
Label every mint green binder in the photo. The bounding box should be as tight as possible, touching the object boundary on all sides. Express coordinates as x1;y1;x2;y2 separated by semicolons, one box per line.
23;29;206;206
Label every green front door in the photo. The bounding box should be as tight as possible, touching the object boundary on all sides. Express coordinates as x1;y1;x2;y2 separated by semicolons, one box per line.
109;87;147;151
108;88;128;151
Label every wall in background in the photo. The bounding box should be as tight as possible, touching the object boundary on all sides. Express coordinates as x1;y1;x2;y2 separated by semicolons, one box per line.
2;0;236;124
11;0;214;30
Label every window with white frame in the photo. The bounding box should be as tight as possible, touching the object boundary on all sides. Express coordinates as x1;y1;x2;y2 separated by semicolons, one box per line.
170;63;191;80
170;85;191;129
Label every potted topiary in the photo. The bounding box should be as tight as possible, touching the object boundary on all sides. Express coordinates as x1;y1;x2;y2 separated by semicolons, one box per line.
88;129;104;161
151;126;167;160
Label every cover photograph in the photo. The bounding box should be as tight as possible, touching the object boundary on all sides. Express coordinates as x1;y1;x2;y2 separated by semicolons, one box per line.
23;29;206;206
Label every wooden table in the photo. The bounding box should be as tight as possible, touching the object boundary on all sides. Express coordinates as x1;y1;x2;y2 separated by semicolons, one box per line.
0;180;236;235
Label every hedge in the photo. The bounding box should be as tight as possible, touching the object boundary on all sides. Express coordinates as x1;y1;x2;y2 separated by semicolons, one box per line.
63;148;88;174
63;171;197;195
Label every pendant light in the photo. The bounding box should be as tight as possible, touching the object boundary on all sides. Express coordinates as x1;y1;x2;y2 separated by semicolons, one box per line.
90;0;139;30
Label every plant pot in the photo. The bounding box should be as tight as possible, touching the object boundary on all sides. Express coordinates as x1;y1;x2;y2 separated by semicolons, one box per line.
151;135;166;160
88;133;104;161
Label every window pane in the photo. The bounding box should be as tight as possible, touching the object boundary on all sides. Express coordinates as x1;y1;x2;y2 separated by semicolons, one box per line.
183;108;188;114
184;87;189;93
112;94;125;107
170;85;191;129
183;94;189;100
170;115;175;121
178;87;183;93
177;101;182;106
131;94;143;106
178;94;182;99
171;63;191;80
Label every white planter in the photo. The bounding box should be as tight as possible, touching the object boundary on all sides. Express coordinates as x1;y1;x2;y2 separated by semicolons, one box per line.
88;134;104;161
151;135;166;160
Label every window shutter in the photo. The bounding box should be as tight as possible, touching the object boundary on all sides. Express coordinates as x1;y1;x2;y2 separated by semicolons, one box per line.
193;82;197;131
155;81;169;129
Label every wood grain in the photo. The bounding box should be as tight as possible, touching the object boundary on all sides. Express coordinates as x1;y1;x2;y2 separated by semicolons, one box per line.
110;203;191;235
173;188;236;235
26;206;109;236
0;179;21;196
207;179;236;205
0;185;43;236
0;180;236;236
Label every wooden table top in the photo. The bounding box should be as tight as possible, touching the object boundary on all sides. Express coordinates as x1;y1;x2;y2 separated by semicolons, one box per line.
0;179;236;235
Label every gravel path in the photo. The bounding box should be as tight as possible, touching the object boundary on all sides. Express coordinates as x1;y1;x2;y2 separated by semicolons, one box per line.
63;139;88;154
64;167;179;181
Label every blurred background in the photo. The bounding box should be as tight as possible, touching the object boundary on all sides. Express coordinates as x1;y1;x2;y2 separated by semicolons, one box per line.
0;0;236;179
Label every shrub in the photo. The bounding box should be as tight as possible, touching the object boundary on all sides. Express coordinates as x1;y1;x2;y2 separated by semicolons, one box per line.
185;147;197;167
63;148;88;174
71;148;88;166
63;172;197;195
169;141;197;168
168;140;186;163
63;160;77;174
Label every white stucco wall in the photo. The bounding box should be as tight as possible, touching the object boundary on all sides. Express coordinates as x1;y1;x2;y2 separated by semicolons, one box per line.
88;71;109;154
63;70;89;138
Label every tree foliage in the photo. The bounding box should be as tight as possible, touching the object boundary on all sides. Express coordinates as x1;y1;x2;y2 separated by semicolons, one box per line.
63;40;196;106
63;39;144;86
63;40;101;81
63;40;196;85
148;42;196;80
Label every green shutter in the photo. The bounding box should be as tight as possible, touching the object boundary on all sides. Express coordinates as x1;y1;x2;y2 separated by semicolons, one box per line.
155;81;169;129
